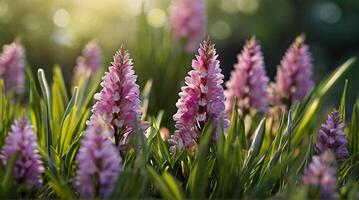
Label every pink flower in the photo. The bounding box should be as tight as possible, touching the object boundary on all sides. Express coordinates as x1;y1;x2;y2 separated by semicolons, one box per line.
73;42;103;82
0;118;44;188
225;37;269;115
75;117;121;198
169;0;206;52
169;39;230;152
270;35;313;108
303;151;336;198
0;42;25;94
87;48;142;146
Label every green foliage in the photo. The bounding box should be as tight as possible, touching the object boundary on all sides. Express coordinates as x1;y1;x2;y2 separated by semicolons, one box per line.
0;55;358;199
0;80;16;147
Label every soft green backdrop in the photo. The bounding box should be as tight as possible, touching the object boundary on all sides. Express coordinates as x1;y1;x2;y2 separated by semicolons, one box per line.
0;0;358;123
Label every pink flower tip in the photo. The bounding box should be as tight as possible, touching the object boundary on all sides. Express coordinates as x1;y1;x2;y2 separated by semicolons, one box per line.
270;34;314;109
0;42;25;94
225;36;269;115
169;0;206;52
73;41;103;82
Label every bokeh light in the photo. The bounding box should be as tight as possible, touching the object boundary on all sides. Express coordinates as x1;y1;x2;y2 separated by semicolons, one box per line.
53;9;71;28
318;2;341;24
219;0;238;14
237;0;259;15
147;8;167;28
210;20;231;40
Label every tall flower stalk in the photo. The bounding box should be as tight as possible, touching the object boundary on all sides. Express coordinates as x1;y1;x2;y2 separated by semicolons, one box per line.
0;118;44;188
225;37;269;115
302;151;337;198
270;35;313;109
169;39;229;152
73;41;103;84
0;42;25;94
169;0;206;52
87;48;142;146
75;117;122;198
315;111;349;160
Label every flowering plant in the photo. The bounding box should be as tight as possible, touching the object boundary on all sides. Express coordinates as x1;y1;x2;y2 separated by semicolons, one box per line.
0;1;358;199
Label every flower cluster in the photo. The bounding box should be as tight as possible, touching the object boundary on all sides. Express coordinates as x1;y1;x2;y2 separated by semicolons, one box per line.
169;0;206;52
0;42;25;94
0;118;44;188
303;151;336;198
87;48;142;146
73;42;103;83
270;35;313;108
315;111;349;160
169;39;229;152
225;37;269;115
75;117;122;198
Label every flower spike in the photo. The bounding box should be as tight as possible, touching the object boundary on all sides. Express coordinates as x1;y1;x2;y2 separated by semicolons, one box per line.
75;117;122;198
303;151;336;198
73;41;103;82
270;34;313;108
225;37;269;115
169;0;206;52
87;48;142;146
0;118;44;188
0;42;25;94
315;111;349;160
169;38;230;152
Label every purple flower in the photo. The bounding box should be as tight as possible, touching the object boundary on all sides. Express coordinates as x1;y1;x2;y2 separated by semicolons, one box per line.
169;39;230;152
73;42;103;82
0;42;25;94
303;151;336;198
169;0;206;52
0;118;44;188
315;111;349;160
270;35;313;108
75;117;122;198
225;37;269;115
87;48;142;146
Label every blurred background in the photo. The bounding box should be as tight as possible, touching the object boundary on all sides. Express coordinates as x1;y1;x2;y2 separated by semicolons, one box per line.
0;0;358;124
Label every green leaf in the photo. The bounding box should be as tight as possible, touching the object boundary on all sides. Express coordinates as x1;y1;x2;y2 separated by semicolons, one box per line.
147;167;184;200
188;120;213;199
339;79;348;123
0;154;16;194
141;79;153;121
317;57;356;97
26;67;44;146
226;97;246;153
162;172;184;200
349;101;359;154
249;118;266;157
38;69;53;154
45;171;76;199
286;110;293;154
58;87;79;155
52;66;69;103
152;116;172;167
